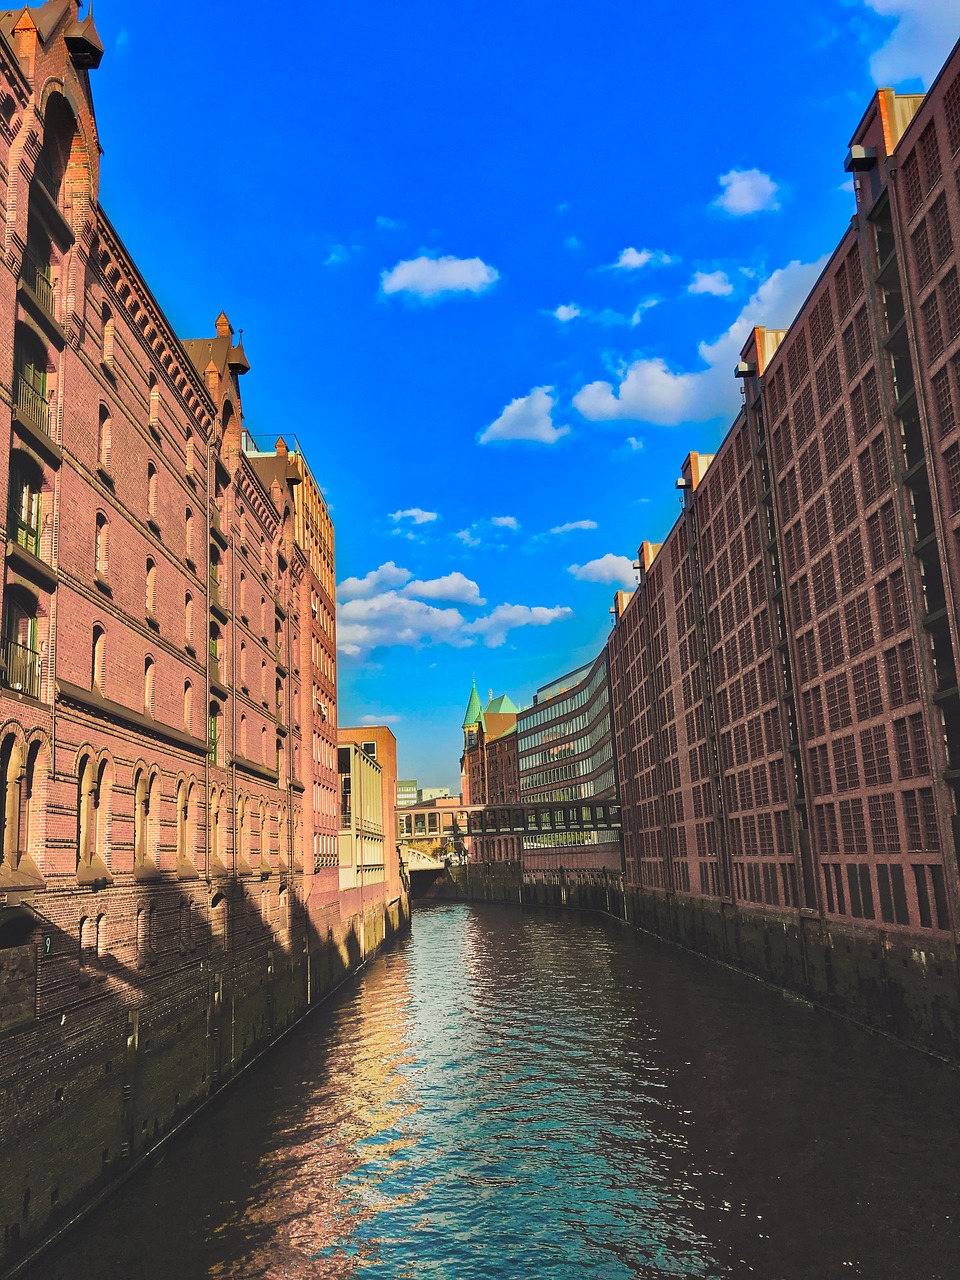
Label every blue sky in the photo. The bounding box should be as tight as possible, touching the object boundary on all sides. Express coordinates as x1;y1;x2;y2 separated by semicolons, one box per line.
93;0;959;788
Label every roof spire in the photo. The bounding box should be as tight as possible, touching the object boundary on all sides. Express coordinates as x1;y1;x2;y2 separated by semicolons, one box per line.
461;679;483;729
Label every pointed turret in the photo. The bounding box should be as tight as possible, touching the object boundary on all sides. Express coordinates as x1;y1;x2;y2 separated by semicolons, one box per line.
462;680;483;729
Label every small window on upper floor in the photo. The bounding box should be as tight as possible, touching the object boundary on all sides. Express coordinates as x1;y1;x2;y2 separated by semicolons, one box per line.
185;428;196;477
94;513;109;580
101;304;115;370
98;405;112;474
185;507;194;562
147;463;158;522
144;657;155;716
184;592;194;646
362;740;377;760
91;625;105;692
145;558;157;616
148;374;160;432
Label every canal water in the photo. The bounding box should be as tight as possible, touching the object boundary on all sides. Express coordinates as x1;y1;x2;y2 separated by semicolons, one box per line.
25;902;960;1279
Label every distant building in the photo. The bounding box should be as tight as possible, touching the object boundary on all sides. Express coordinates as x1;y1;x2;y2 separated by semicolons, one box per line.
397;778;419;807
517;652;621;878
337;743;384;893
338;726;402;902
397;795;469;861
460;684;522;862
420;785;451;802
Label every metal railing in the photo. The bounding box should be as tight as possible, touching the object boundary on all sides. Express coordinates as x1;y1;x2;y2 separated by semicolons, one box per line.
21;251;55;316
14;373;50;435
2;638;41;699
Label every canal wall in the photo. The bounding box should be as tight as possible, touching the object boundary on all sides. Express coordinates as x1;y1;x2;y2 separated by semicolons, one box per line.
0;887;410;1279
428;865;960;1064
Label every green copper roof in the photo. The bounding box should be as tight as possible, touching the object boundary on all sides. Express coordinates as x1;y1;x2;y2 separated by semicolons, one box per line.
462;682;484;728
485;693;517;715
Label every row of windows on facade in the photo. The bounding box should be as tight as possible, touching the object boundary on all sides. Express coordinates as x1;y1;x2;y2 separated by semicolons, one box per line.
74;757;297;871
76;889;293;969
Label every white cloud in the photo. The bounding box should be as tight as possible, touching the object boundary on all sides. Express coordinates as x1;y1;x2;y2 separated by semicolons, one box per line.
553;303;581;322
402;572;485;605
376;216;403;230
381;254;499;299
389;507;438;525
491;516;519;530
568;554;637;589
714;169;780;215
626;437;644;451
631;300;658;326
689;270;733;297
609;247;675;270
324;244;351;266
337;593;468;656
865;0;960;87
478;386;570;446
463;604;573;648
573;256;827;426
359;713;401;725
564;235;582;250
455;528;481;548
338;561;413;601
551;519;598;534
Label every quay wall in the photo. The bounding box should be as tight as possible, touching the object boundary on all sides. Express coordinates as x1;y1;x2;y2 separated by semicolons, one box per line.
0;888;410;1279
429;865;960;1064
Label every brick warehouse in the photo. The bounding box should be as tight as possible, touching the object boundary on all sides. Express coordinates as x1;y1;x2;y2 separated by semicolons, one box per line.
600;40;960;1058
0;4;407;1270
448;37;960;1061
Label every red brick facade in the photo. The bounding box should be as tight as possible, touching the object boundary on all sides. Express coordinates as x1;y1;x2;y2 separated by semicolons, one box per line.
609;49;960;945
0;7;407;1267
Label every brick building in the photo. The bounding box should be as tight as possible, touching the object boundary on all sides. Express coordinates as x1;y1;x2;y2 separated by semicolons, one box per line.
460;683;522;861
0;5;407;1267
609;45;960;949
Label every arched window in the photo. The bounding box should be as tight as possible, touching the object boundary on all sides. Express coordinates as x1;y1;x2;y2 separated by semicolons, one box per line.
95;914;107;964
98;405;112;473
92;625;105;690
236;795;246;863
145;558;156;616
239;640;246;688
148;373;160;431
239;713;247;756
185;507;194;562
136;907;148;961
101;303;115;368
9;451;43;557
14;325;50;436
258;799;266;865
94;512;109;579
183;680;192;731
77;754;101;868
261;658;267;701
210;787;222;865
144;657;155;715
0;736;23;870
238;571;246;618
261;726;267;764
210;890;227;951
176;778;188;864
79;915;96;968
184;593;193;647
3;586;40;698
147;462;158;521
209;702;220;764
133;769;149;866
185;429;195;477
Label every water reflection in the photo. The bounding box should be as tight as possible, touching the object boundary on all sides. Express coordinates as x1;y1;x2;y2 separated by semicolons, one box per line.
27;903;960;1279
